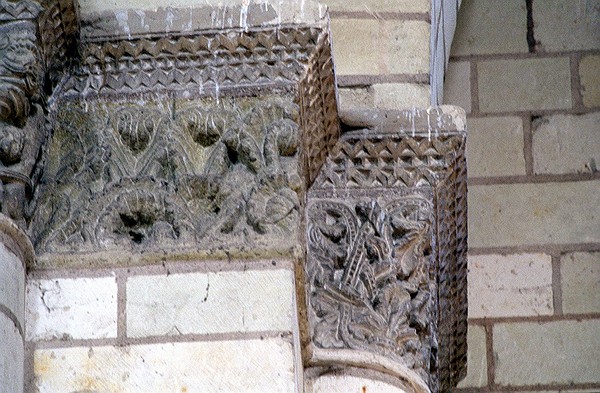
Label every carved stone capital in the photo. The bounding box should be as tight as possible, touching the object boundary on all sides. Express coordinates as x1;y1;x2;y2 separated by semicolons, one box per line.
303;106;468;393
30;2;339;261
0;0;78;225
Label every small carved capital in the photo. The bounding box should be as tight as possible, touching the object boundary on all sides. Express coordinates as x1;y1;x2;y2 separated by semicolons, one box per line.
0;0;78;224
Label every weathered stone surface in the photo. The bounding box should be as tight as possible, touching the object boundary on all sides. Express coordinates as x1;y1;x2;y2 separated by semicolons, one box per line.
561;252;600;314
325;0;429;13
338;87;373;112
372;83;430;110
331;18;382;75
0;243;25;327
33;96;304;255
33;338;296;392
443;61;471;113
494;320;600;385
532;113;600;175
127;269;295;337
26;276;118;341
580;55;600;108
385;21;430;75
468;254;553;318
456;324;487;388
466;116;526;177
533;0;600;52
307;110;468;392
469;181;600;248
79;0;326;38
331;19;430;76
0;313;23;393
0;0;78;226
310;373;412;393
478;58;572;113
451;0;528;56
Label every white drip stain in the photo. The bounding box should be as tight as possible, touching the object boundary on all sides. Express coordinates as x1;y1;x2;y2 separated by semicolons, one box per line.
411;107;416;137
165;8;175;32
240;0;250;31
426;107;431;141
115;10;131;40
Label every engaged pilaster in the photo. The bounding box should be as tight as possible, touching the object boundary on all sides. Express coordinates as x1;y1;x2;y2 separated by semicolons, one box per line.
0;214;34;393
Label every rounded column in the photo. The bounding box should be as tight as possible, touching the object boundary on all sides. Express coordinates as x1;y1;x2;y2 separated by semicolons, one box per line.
0;214;34;393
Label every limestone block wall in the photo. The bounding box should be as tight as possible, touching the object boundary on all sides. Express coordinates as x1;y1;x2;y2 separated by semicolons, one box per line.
443;0;600;390
328;0;432;111
0;218;32;393
26;260;301;392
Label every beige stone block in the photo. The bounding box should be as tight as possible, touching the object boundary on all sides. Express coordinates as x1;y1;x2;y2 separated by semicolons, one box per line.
494;320;600;385
311;374;411;393
466;116;526;177
456;324;487;388
34;338;295;392
468;254;553;318
372;83;430;110
324;0;429;13
337;87;374;112
451;0;528;56
534;0;600;52
561;252;600;314
0;243;24;327
26;277;118;341
532;113;600;174
127;269;295;337
0;313;23;393
468;181;600;248
443;61;471;113
580;55;600;108
478;58;572;113
331;19;382;75
385;20;430;75
331;19;430;76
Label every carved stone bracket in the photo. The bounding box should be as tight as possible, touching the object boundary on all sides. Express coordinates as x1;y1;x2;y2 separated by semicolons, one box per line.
0;0;77;225
303;107;468;393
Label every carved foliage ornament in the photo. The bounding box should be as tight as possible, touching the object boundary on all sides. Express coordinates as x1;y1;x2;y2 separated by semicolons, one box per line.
0;0;77;225
307;196;434;378
32;95;302;253
305;122;468;392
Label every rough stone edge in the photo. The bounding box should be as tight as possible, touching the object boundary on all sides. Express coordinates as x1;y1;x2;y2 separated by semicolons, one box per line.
339;105;467;133
0;213;34;269
304;365;417;393
306;348;431;393
79;0;328;41
33;245;302;270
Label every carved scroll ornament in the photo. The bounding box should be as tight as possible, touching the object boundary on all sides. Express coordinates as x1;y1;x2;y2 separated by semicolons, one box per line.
304;109;468;393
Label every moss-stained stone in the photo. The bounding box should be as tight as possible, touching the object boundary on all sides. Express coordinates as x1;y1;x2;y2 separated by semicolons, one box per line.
32;95;304;258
